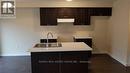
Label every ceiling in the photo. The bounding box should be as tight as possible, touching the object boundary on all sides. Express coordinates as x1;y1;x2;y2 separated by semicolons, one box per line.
15;0;115;7
16;0;115;2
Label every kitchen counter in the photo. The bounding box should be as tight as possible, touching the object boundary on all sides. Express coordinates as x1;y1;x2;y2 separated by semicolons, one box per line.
73;36;92;48
30;42;92;73
73;35;92;39
74;36;92;39
29;42;92;52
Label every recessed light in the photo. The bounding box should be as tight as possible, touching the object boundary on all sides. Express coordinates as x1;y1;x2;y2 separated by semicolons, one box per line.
66;0;72;2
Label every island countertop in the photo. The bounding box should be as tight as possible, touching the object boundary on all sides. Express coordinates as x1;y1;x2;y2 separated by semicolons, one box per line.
29;42;92;52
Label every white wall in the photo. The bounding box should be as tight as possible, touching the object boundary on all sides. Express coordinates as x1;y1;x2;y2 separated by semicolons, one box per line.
128;8;130;66
0;8;110;56
0;20;2;56
0;8;40;56
91;16;110;53
108;0;129;66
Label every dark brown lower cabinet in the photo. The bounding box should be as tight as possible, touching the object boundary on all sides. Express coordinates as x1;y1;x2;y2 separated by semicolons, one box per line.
31;51;91;73
60;52;90;73
40;39;57;43
74;38;92;48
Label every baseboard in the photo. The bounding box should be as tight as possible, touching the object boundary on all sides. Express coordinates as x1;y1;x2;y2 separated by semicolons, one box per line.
108;53;127;67
93;52;128;67
0;53;30;56
92;52;108;54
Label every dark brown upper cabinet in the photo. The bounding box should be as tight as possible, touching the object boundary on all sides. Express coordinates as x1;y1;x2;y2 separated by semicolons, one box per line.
40;8;58;26
74;8;90;25
57;8;77;18
40;7;112;26
88;8;112;16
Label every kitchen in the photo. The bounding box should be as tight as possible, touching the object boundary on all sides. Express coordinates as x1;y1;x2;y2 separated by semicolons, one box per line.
0;0;130;73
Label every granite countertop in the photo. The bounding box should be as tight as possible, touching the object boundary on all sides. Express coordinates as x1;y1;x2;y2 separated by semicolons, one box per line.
29;42;92;52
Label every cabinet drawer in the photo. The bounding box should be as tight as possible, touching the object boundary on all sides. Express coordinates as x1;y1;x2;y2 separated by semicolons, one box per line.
60;51;91;61
31;52;59;61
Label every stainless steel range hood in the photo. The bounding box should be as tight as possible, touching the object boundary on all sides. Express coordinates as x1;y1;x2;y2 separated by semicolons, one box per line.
57;18;75;23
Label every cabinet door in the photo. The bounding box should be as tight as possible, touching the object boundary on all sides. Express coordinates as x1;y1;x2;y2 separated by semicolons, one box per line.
40;8;57;26
74;8;83;25
74;8;90;25
40;39;57;43
40;8;48;25
58;8;76;18
47;8;58;25
90;8;112;16
31;52;59;73
60;51;91;73
78;16;90;25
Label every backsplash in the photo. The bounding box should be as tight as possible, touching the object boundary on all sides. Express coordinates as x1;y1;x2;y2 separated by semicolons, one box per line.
40;23;93;42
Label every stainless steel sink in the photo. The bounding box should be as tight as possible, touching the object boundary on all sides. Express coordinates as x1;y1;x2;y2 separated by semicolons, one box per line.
34;43;62;48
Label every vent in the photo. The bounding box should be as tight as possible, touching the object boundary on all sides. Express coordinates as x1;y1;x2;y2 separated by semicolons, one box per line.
57;18;74;23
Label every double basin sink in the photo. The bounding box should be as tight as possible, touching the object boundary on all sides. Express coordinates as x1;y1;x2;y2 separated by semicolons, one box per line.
34;43;62;48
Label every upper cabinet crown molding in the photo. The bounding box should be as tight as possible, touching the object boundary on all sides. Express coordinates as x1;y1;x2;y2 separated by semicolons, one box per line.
40;7;112;26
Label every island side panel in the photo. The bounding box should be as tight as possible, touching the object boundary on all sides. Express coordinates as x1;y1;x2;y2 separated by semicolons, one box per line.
31;52;59;73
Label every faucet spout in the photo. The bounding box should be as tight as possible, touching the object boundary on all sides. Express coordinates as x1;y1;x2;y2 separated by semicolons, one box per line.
46;32;53;46
47;32;53;39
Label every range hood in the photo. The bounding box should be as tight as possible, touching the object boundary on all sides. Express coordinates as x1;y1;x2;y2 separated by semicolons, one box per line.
57;18;75;23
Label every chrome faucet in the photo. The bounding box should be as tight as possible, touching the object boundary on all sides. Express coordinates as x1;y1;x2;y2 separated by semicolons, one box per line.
47;32;53;46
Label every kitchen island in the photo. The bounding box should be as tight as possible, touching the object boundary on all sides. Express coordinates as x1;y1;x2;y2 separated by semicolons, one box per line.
29;42;92;73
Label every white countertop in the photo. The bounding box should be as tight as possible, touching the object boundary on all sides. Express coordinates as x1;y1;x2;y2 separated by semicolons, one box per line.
29;42;92;52
41;36;58;39
73;35;92;39
74;36;92;39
